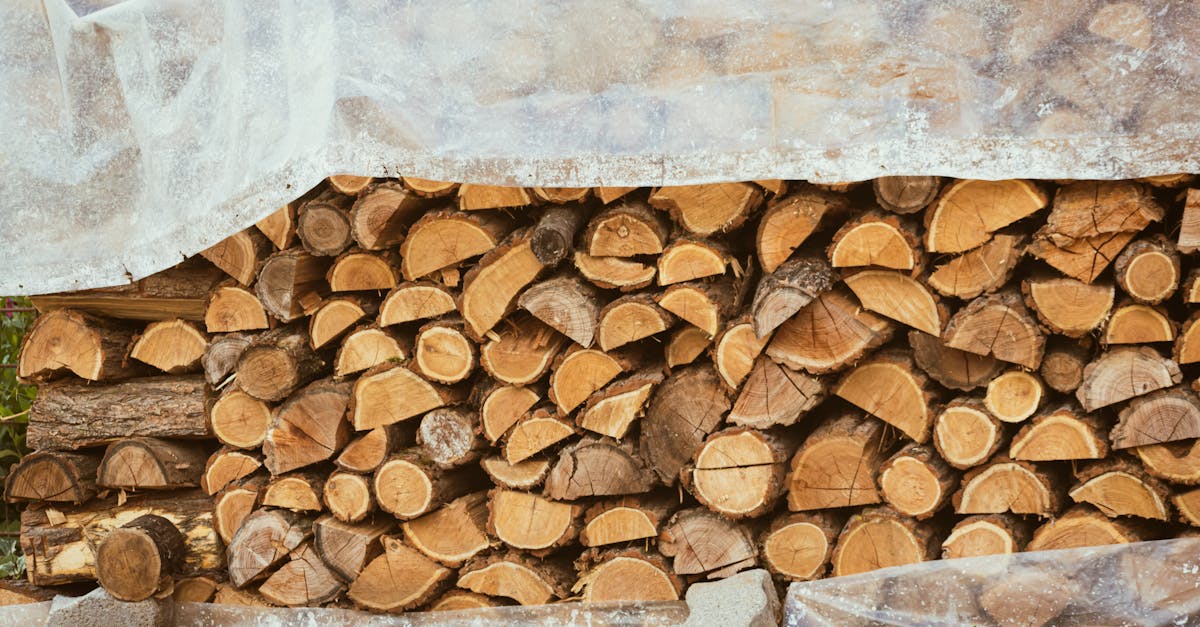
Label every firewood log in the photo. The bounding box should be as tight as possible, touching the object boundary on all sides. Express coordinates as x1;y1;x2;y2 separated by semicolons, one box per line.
648;183;762;236
984;370;1044;424
321;471;374;522
504;407;573;465
518;275;602;347
1022;277;1114;337
923;179;1046;253
204;284;269;333
201;448;261;495
297;191;354;256
1103;302;1175;345
307;296;374;349
474;382;540;444
479;313;566;385
530;204;590;266
908;330;1004;391
830;506;938;577
29;375;206;450
457;552;571;606
751;256;833;337
640;365;731;484
259;542;345;606
333;325;407;377
942;290;1045;369
313;514;391;582
480;456;550;491
400;491;490;567
209;388;272;451
1180;187;1200;252
759;511;844;581
583;201;669;257
213;476;265;545
349;362;464;431
379;281;457;326
1076;346;1182;411
941;514;1031;559
594;187;636;204
327;249;400;292
202;332;251;386
549;346;642;414
261;470;325;512
844;270;945;335
227;508;312;587
579;493;675;548
399;210;513;281
31;259;224;322
953;456;1063;517
348;180;425;251
98;437;208;490
711;316;768;389
256;204;295;250
766;288;894;374
656;280;739;339
932;398;1005;470
1172;488;1200;526
576;369;663;439
573;251;656;291
788;413;892;510
873;176;940;215
1137;439;1200;485
1113;236;1180;305
374;451;480;520
95;514;186;601
263;378;351;475
659;508;756;578
255;249;330;323
1026;505;1153;551
335;425;413;473
348;535;452;611
596;294;676;351
927;234;1024;299
827;211;921;272
173;577;220;603
327;176;372;195
411;319;476;384
460;229;545;338
1110;386;1200;449
488;489;581;554
666;326;711;368
835;350;939;443
877;445;958;519
199;228;271;286
17;309;143;383
419;407;484;468
728;357;824;429
685;427;796;519
1039;336;1092;393
978;570;1079;627
4;451;100;504
457;185;531;211
1029;231;1136;284
236;325;325;402
545;437;656;500
756;188;845;273
657;238;730;286
1068;457;1171;521
402;177;457;198
1009;406;1108;461
573;547;682;603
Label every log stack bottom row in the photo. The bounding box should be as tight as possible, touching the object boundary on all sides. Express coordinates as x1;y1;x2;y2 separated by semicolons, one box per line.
8;174;1200;616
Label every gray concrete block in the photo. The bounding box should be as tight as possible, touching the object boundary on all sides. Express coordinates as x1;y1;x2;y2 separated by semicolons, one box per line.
683;568;780;627
46;587;174;627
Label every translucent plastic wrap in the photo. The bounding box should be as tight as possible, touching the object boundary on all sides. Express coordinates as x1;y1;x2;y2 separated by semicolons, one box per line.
784;537;1200;626
2;0;1200;293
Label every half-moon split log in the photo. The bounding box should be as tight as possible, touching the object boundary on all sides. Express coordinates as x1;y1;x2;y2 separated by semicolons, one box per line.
923;179;1047;253
830;506;937;577
583;201;669;257
788;413;892;511
205;283;269;333
97;437;207;490
580;493;676;548
953;457;1063;517
1068;457;1170;520
545;437;657;500
648;182;763;237
1009;406;1108;462
658;507;756;577
400;211;513;281
4;451;100;504
927;234;1023;300
827;211;921;272
17;309;143;383
263;378;351;475
348;180;426;251
199;228;271;287
1076;346;1182;412
756;187;845;273
835;350;938;443
941;514;1031;559
750;256;834;338
348;536;452;612
256;250;331;323
767;288;894;375
942;290;1046;369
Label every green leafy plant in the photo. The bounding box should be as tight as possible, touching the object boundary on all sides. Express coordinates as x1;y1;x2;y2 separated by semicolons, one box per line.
0;297;35;579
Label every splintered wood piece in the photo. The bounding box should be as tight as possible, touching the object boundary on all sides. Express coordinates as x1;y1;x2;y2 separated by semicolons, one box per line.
1173;488;1200;526
545;437;656;500
1022;277;1114;337
574;548;682;603
688;428;796;519
1028;230;1136;284
334;325;407;377
308;297;370;349
942;291;1045;369
648;183;763;236
480;313;566;385
350;362;459;430
666;325;711;368
205;284;269;332
953;457;1061;517
751;256;834;337
828;212;921;271
336;425;412;473
1104;303;1175;345
1111;387;1200;449
258;542;344;607
878;445;957;519
458;185;532;211
984;370;1044;424
327;250;399;292
641;365;731;484
595;187;637;204
481;456;550;490
844;270;944;335
573;251;657;291
788;413;890;510
659;508;756;577
461;229;545;338
263;378;351;475
478;384;541;443
4;451;99;504
597;294;675;351
457;552;570;605
1040;337;1092;394
314;515;392;582
754;180;787;196
767;288;894;374
549;347;630;414
262;471;325;511
236;325;325;401
213;478;265;544
729;358;824;429
29;260;224;322
835;350;937;443
831;506;936;577
402;177;458;198
374;452;478;520
924;179;1047;253
379;281;457;326
257;204;296;250
928;234;1024;300
28;375;207;451
657;239;729;286
1181;188;1200;252
400;210;513;281
504;408;573;464
328;175;373;195
759;511;843;581
298;192;354;256
420;408;484;469
227;508;312;587
488;489;580;553
580;494;675;547
909;331;1004;391
1137;439;1200;485
519;275;601;347
1177;312;1200;365
584;201;669;257
17;309;141;383
712;317;769;389
98;438;207;490
933;399;1004;470
349;180;425;250
401;492;490;567
874;176;941;214
95;514;186;602
1010;406;1108;461
200;448;261;495
1076;346;1181;411
323;471;375;522
413;320;477;384
533;187;590;204
1044;181;1164;245
200;228;271;286
1068;458;1170;520
1026;505;1149;551
942;514;1031;559
348;536;451;611
657;280;737;338
578;370;664;439
756;188;846;273
1113;236;1180;304
202;333;250;386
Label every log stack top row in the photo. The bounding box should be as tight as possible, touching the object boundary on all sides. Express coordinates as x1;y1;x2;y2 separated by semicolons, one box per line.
8;173;1200;620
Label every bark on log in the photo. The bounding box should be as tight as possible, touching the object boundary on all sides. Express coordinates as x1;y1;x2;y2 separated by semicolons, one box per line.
95;514;186;601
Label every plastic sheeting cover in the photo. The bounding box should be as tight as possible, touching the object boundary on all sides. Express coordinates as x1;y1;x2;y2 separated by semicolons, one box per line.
785;537;1200;626
2;0;1200;293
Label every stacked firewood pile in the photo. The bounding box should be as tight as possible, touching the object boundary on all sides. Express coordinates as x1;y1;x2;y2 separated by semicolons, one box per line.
7;173;1200;613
